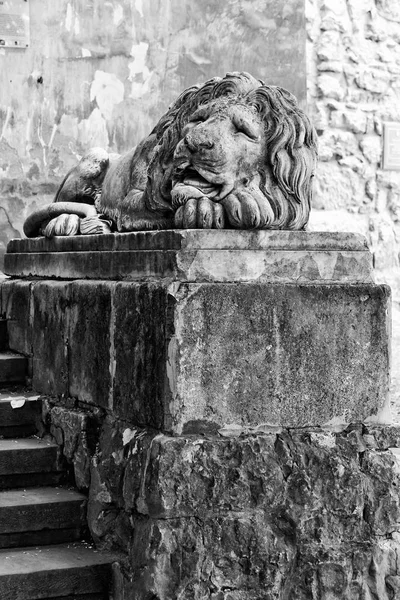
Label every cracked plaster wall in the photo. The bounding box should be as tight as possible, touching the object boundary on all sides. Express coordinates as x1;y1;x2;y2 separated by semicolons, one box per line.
0;0;305;269
306;0;400;418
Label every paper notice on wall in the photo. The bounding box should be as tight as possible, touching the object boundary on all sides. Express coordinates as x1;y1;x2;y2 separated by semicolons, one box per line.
0;0;30;48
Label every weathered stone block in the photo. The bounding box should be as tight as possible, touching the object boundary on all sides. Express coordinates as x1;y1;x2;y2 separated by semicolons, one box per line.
31;281;70;396
68;281;112;409
87;426;400;600
48;405;94;489
87;416;133;551
52;278;386;432
163;282;390;432
4;230;374;284
21;280;390;432
122;433;285;518
1;280;32;356
126;517;400;599
129;514;298;600
112;283;168;425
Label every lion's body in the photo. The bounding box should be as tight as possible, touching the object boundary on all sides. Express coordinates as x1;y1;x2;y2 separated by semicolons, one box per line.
23;72;318;238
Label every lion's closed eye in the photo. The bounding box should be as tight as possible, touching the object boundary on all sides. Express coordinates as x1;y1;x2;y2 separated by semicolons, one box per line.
183;113;208;135
188;118;206;128
232;114;259;141
188;108;210;125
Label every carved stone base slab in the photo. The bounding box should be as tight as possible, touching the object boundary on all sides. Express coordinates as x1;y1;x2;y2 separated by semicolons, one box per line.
5;230;373;284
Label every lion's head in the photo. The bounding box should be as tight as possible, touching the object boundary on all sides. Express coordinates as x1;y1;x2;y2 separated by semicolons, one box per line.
144;71;318;230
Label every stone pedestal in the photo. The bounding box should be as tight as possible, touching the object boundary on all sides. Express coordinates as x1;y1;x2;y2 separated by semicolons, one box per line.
2;230;394;599
3;230;390;432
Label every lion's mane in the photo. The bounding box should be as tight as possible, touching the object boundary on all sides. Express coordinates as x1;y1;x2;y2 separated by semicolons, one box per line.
143;71;318;230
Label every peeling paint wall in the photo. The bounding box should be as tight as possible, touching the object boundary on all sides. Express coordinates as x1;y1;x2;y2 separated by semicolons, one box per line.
0;0;306;266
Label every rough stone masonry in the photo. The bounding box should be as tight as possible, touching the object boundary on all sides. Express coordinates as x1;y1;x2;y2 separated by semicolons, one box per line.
2;228;396;599
306;0;400;419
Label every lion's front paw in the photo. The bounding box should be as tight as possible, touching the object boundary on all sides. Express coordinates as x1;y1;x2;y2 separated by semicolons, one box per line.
220;187;275;229
174;197;226;229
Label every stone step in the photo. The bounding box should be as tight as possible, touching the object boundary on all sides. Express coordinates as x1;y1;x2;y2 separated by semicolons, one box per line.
0;486;87;548
0;392;41;438
0;352;28;384
0;542;113;599
0;319;8;351
0;438;65;489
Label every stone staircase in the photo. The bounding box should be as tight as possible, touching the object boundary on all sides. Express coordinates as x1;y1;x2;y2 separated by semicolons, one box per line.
0;318;114;600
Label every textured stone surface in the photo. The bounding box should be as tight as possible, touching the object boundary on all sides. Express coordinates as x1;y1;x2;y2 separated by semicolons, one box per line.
43;402;98;490
112;283;168;424
1;272;390;433
391;304;400;423
1;280;32;356
4;277;390;431
68;281;112;409
306;0;400;419
0;0;306;267
5;249;374;284
4;231;374;284
166;282;390;432
81;421;400;599
31;281;70;396
7;230;372;253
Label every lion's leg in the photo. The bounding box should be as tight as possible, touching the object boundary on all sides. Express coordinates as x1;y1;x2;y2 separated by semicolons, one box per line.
114;189;175;231
41;213;113;238
23;202;98;237
174;197;226;229
23;148;112;238
55;148;111;205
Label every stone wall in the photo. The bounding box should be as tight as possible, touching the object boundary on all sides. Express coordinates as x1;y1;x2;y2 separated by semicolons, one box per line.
306;0;400;416
306;0;400;287
0;0;305;269
2;223;395;597
42;395;400;600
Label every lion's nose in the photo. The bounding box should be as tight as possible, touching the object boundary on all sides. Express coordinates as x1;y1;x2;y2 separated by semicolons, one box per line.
185;134;214;152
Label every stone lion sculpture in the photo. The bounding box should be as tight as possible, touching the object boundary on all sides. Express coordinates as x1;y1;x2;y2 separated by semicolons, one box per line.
23;71;318;238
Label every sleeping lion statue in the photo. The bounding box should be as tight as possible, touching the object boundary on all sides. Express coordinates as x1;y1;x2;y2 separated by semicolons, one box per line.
23;71;318;238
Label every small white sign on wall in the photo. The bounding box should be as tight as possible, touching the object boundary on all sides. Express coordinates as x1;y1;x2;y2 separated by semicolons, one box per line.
383;122;400;171
0;0;29;48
